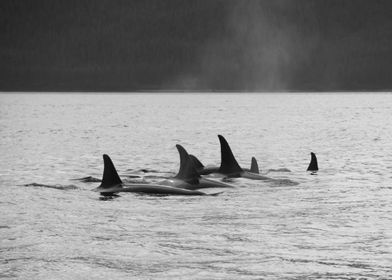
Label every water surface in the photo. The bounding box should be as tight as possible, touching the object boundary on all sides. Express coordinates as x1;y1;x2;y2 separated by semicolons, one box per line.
1;93;391;279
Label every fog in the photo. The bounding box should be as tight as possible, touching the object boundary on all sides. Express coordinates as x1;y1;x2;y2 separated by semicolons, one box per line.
1;0;392;92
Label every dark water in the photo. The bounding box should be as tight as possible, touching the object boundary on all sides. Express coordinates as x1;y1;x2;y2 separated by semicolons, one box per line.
1;93;391;279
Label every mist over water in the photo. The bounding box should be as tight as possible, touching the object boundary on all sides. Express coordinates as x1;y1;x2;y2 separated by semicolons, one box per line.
1;93;392;279
174;2;321;91
169;1;392;92
194;2;301;91
169;2;322;91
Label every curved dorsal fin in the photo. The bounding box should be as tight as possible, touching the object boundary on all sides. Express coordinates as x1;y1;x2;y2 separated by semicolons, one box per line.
218;135;243;175
100;154;123;189
250;157;259;174
189;154;204;169
175;145;201;180
307;152;319;171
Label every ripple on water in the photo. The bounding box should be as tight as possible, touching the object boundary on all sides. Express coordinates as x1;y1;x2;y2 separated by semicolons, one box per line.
1;93;392;279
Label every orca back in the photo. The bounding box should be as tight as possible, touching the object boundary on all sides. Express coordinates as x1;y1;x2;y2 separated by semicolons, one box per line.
307;152;319;171
175;145;201;182
100;154;123;189
250;157;259;174
218;135;243;175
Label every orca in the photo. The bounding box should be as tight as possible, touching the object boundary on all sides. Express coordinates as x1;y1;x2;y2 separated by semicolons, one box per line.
189;154;260;176
216;135;271;180
23;183;78;190
189;154;205;170
250;157;259;174
93;145;233;196
163;144;234;190
307;152;318;172
188;154;219;176
93;154;208;196
190;135;270;180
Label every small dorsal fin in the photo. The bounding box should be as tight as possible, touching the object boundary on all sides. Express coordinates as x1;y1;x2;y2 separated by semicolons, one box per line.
99;154;123;189
218;135;243;175
189;154;204;169
175;145;201;180
250;157;259;174
307;152;319;171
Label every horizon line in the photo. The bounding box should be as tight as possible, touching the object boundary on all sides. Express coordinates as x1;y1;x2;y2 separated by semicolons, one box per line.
1;89;392;94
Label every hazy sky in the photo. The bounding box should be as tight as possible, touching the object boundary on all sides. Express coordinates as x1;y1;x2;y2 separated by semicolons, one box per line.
1;0;392;92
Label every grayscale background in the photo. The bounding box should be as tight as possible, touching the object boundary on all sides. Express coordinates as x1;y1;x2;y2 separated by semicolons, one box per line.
1;1;392;279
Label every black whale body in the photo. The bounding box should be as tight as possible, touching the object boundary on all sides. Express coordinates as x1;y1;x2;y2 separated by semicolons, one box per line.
93;144;233;196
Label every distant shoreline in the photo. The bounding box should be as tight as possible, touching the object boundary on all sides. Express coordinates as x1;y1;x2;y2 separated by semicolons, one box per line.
0;90;391;94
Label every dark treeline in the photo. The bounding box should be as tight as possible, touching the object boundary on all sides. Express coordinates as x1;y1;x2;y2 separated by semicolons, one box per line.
1;0;392;92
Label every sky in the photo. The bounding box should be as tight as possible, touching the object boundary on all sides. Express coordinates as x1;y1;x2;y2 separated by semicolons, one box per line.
1;0;392;92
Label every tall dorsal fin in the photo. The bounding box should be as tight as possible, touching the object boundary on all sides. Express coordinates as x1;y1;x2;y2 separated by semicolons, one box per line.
189;154;204;169
307;152;319;171
250;157;259;174
175;145;201;180
99;154;123;189
218;135;243;175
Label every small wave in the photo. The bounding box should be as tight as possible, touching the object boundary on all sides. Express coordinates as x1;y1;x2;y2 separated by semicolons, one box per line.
22;183;79;190
125;168;162;173
143;175;171;180
122;178;149;184
98;194;120;201
124;175;142;179
222;177;237;183
266;168;292;173
282;256;373;271
71;176;101;183
269;178;299;186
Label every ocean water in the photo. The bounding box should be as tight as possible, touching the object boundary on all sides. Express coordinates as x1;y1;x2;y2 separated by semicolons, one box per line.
0;93;392;279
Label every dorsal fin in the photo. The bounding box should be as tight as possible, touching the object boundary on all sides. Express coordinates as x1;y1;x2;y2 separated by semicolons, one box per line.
250;157;259;174
307;152;319;171
99;154;123;189
175;145;201;180
189;154;204;169
218;135;243;175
